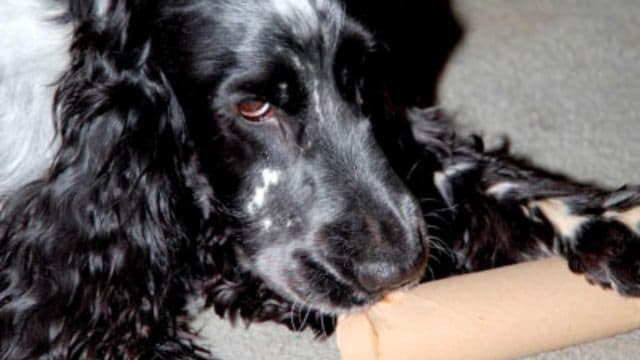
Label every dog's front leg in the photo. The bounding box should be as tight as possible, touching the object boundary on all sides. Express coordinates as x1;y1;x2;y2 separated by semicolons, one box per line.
430;148;640;295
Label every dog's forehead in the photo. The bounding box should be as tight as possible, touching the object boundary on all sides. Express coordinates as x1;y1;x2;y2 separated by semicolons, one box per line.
268;0;344;40
271;0;318;21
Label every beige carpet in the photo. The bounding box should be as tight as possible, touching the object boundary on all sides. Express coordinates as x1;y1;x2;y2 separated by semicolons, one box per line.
199;0;640;358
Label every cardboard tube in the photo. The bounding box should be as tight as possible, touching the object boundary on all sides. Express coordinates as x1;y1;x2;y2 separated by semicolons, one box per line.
337;257;640;360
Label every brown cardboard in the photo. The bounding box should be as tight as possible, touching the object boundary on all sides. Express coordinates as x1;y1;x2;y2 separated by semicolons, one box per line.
337;257;640;360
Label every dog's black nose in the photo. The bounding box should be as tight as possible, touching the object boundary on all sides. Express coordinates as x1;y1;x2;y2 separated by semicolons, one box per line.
351;196;429;293
354;243;427;293
320;199;429;294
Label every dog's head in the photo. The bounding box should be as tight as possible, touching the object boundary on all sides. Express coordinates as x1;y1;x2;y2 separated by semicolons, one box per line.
151;0;428;313
86;0;428;314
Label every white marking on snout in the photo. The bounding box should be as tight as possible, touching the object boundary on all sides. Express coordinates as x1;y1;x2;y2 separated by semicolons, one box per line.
263;218;273;231
247;168;281;215
312;79;326;123
290;54;305;71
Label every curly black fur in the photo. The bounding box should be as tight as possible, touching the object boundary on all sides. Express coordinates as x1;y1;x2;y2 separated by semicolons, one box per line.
2;0;640;359
1;0;427;357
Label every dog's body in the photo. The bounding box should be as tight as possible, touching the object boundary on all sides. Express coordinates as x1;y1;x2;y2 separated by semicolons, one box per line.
1;0;639;358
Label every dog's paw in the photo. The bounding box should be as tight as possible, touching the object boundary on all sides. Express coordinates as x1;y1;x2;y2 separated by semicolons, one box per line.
533;196;640;296
566;215;640;296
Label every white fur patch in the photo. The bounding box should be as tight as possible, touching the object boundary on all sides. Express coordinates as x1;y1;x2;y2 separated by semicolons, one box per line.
532;199;590;239
487;182;519;197
433;163;474;208
182;294;206;317
537;241;556;257
271;0;320;36
0;0;70;198
604;207;640;234
247;168;281;215
95;0;111;17
312;79;325;123
272;0;316;21
443;162;474;177
433;171;454;208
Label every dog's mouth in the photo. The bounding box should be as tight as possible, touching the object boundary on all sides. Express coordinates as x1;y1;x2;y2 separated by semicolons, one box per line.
288;253;377;313
272;249;426;315
234;248;425;320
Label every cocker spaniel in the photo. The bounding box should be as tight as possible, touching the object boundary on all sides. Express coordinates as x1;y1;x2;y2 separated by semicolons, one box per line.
1;0;639;358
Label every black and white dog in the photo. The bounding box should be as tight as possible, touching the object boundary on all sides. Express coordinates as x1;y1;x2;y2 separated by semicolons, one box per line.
1;0;639;358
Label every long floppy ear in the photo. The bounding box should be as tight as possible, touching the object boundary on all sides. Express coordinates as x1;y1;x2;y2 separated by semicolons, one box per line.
0;2;214;358
51;2;209;260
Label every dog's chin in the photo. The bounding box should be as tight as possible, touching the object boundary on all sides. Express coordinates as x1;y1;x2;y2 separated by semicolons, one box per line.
235;254;375;314
283;278;380;316
269;262;393;315
274;285;380;316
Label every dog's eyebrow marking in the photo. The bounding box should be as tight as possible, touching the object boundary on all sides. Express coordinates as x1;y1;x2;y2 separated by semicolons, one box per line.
271;0;321;36
247;168;281;215
272;0;316;21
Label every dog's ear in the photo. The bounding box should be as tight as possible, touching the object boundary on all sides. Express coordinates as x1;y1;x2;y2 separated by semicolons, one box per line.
49;3;216;261
0;4;218;357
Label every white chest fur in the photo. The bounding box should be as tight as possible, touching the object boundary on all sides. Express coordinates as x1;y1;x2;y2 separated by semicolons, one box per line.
0;0;71;198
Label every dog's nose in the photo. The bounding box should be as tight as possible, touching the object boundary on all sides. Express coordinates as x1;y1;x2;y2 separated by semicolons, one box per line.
351;196;429;293
354;241;427;293
317;193;429;294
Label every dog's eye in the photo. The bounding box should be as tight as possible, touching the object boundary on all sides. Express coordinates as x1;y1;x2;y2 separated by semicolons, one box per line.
237;100;274;122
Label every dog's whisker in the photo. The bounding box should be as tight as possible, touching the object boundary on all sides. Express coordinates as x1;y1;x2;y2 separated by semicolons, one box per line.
301;305;312;331
320;314;327;338
406;160;422;181
424;211;454;229
425;264;436;281
290;302;299;331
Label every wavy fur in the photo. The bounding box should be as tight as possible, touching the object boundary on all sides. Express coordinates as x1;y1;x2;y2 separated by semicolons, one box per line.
3;1;640;359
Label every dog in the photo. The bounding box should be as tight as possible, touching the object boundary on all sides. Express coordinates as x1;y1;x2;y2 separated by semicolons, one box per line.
1;0;639;358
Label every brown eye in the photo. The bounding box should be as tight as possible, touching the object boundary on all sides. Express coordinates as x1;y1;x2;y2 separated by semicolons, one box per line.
237;100;274;122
